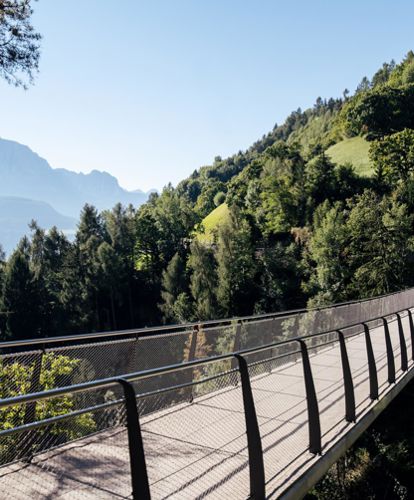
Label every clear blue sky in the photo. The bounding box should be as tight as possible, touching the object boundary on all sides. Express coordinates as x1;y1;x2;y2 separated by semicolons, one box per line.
1;0;413;191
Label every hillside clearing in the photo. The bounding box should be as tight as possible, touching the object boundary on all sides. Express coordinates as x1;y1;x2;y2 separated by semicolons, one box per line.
326;136;374;177
196;203;230;243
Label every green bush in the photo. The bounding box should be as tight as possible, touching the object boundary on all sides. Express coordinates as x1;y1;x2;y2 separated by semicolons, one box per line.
0;353;96;464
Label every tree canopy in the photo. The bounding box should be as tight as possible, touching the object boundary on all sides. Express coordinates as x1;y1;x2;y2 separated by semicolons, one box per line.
0;0;41;87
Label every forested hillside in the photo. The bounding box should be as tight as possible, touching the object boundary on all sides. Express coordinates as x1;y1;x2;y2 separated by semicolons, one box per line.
2;52;414;342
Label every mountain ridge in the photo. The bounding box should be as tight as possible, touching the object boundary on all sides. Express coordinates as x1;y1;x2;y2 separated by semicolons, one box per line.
0;137;152;217
0;196;77;254
0;137;153;253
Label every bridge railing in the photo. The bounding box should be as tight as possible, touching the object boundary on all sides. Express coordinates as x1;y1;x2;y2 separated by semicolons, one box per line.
0;287;413;416
0;305;413;498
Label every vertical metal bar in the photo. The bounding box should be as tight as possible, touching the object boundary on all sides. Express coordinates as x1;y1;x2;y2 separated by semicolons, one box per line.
297;340;322;454
187;325;199;402
187;325;199;362
382;317;396;383
363;323;378;400
117;379;151;500
234;354;265;500
396;313;408;372
126;336;139;375
337;330;356;422
407;309;414;361
231;322;242;370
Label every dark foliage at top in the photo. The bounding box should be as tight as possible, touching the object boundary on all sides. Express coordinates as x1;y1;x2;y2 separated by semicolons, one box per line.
0;0;40;87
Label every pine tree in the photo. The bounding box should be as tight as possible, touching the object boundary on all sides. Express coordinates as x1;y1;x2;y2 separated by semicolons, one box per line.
75;204;107;331
160;252;189;323
3;248;42;340
216;214;257;317
0;0;41;88
305;202;350;305
188;241;218;321
101;204;136;329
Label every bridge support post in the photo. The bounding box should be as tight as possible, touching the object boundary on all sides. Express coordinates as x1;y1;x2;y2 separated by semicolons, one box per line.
407;309;414;361
234;354;265;500
297;340;322;455
117;378;151;500
337;330;356;422
382;317;396;383
363;323;378;400
396;313;408;372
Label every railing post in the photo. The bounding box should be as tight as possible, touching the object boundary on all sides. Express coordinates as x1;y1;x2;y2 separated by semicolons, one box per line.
337;330;356;423
117;378;151;500
126;335;139;375
187;325;199;402
407;309;414;361
382;317;396;383
396;313;408;372
297;340;322;455
234;354;265;500
363;323;378;400
231;322;242;371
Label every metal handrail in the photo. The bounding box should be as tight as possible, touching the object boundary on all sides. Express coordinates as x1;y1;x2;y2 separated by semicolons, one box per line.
0;286;411;350
0;307;409;411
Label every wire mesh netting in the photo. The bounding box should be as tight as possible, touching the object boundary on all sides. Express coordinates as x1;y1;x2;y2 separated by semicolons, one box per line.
0;362;253;498
0;290;413;498
137;364;250;499
240;343;324;490
2;288;413;403
0;384;131;499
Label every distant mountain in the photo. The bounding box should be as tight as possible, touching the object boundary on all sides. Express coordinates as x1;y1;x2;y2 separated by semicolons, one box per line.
0;137;151;217
0;137;154;254
0;197;76;254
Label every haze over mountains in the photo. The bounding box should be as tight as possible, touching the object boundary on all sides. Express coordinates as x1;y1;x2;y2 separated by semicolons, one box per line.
0;138;152;253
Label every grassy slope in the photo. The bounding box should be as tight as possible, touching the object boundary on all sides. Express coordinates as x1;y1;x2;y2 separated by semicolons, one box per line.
326;136;374;177
197;203;230;243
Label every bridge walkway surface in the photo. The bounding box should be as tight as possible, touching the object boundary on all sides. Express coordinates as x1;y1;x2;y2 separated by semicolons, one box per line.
0;311;413;499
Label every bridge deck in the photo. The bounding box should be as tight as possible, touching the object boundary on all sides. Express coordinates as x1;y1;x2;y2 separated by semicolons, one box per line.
1;316;413;499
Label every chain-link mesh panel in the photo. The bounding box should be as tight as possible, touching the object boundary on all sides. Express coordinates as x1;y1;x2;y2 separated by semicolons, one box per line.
1;288;414;404
137;367;250;499
242;345;310;490
304;337;349;448
0;385;131;498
